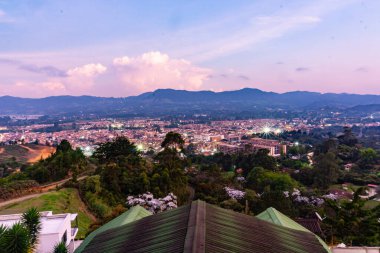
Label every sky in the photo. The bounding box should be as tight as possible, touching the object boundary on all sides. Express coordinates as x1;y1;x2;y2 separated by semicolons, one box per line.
0;0;379;98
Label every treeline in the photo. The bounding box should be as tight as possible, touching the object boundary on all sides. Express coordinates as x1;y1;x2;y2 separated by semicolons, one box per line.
78;133;189;219
26;140;87;183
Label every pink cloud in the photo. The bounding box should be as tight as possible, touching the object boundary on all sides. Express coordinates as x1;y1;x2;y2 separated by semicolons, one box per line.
111;51;211;94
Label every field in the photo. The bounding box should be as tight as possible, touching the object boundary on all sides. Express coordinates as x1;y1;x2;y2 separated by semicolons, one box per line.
0;188;96;239
0;144;55;164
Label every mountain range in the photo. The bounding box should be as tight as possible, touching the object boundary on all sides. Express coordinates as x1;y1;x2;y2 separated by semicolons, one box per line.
1;88;380;115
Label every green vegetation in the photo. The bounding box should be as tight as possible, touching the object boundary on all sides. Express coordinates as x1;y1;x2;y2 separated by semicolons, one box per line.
0;208;42;253
1;126;379;247
26;140;87;183
53;242;68;253
0;188;94;239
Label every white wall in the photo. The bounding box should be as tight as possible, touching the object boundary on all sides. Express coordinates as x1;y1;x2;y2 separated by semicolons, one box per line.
333;247;380;253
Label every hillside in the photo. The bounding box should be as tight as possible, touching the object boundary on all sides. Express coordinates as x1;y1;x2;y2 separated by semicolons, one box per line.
0;144;55;164
1;88;380;115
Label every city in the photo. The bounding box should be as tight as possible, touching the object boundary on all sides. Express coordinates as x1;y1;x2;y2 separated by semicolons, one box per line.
0;1;380;253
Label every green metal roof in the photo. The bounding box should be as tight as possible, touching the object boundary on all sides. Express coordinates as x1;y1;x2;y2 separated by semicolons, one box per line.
75;205;152;253
256;207;331;253
80;200;330;253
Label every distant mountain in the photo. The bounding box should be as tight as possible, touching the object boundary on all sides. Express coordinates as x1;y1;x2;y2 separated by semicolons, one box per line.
1;88;380;115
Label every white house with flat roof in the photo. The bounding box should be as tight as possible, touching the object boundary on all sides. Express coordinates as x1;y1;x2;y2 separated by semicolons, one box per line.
0;211;78;253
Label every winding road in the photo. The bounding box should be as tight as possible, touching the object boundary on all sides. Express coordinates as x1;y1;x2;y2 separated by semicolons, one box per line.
0;175;88;208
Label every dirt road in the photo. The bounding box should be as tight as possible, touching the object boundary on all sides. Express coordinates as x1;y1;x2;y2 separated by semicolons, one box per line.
0;175;88;208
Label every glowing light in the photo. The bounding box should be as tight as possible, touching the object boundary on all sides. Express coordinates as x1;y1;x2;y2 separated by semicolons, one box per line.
262;126;271;134
137;144;144;151
294;141;299;146
274;128;282;135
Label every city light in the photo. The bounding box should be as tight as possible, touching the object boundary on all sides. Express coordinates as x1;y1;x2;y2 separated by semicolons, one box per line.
262;126;271;134
274;128;282;135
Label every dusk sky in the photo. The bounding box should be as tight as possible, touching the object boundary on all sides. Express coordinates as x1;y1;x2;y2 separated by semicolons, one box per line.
0;0;379;97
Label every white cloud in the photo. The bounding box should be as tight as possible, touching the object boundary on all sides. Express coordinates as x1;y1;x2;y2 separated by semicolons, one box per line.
113;56;130;66
111;51;211;94
65;63;107;93
67;63;107;77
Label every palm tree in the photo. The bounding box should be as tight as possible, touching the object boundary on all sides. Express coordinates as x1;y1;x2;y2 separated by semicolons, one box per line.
21;207;42;250
53;242;68;253
0;223;30;253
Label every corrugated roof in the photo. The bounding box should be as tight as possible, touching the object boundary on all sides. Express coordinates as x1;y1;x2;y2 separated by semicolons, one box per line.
295;218;323;235
75;205;152;253
80;201;329;253
256;207;331;253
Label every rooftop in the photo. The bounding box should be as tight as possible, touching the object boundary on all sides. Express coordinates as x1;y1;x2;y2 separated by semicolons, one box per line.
80;200;329;253
0;211;77;234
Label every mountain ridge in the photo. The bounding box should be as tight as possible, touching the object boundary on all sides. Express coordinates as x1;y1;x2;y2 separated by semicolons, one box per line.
1;88;380;115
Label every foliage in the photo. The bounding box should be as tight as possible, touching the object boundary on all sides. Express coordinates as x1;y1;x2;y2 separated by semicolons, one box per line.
313;152;340;189
161;131;184;150
246;167;297;192
126;192;178;214
53;242;68;253
0;223;30;253
21;207;41;249
323;188;380;246
26;140;87;183
0;188;94;239
93;136;138;163
0;180;39;201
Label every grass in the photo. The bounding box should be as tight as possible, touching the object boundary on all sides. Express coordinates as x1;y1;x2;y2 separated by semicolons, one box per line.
364;199;380;209
0;188;96;239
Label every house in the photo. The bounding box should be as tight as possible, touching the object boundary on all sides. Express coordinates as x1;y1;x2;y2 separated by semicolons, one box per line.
75;205;151;253
0;211;78;253
78;200;330;253
256;207;331;253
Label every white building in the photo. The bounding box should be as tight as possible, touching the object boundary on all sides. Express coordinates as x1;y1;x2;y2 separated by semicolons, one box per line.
0;211;78;253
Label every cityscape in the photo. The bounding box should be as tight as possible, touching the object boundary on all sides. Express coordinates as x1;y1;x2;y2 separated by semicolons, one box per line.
0;1;380;253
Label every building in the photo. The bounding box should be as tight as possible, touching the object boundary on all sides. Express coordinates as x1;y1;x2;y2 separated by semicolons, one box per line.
216;142;244;154
78;200;330;253
75;206;151;253
256;207;331;253
247;138;287;156
216;137;287;156
0;211;78;253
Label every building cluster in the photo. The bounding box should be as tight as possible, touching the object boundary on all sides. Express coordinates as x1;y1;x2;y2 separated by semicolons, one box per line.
0;118;296;156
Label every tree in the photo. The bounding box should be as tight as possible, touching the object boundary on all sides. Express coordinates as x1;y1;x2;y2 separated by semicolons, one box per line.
53;242;68;253
358;148;378;172
324;188;380;246
161;132;184;150
0;223;30;253
338;127;358;147
93;136;139;163
315;138;338;155
56;140;72;153
313;152;340;189
246;167;297;192
21;207;41;249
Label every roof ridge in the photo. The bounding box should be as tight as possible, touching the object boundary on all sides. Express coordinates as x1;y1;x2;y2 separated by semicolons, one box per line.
184;200;206;253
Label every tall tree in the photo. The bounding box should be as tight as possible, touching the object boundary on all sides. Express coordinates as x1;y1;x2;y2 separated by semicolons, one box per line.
93;136;139;163
21;207;41;249
313;152;340;189
161;132;184;150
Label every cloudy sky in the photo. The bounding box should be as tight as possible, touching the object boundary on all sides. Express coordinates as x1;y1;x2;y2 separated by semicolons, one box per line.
0;0;379;97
